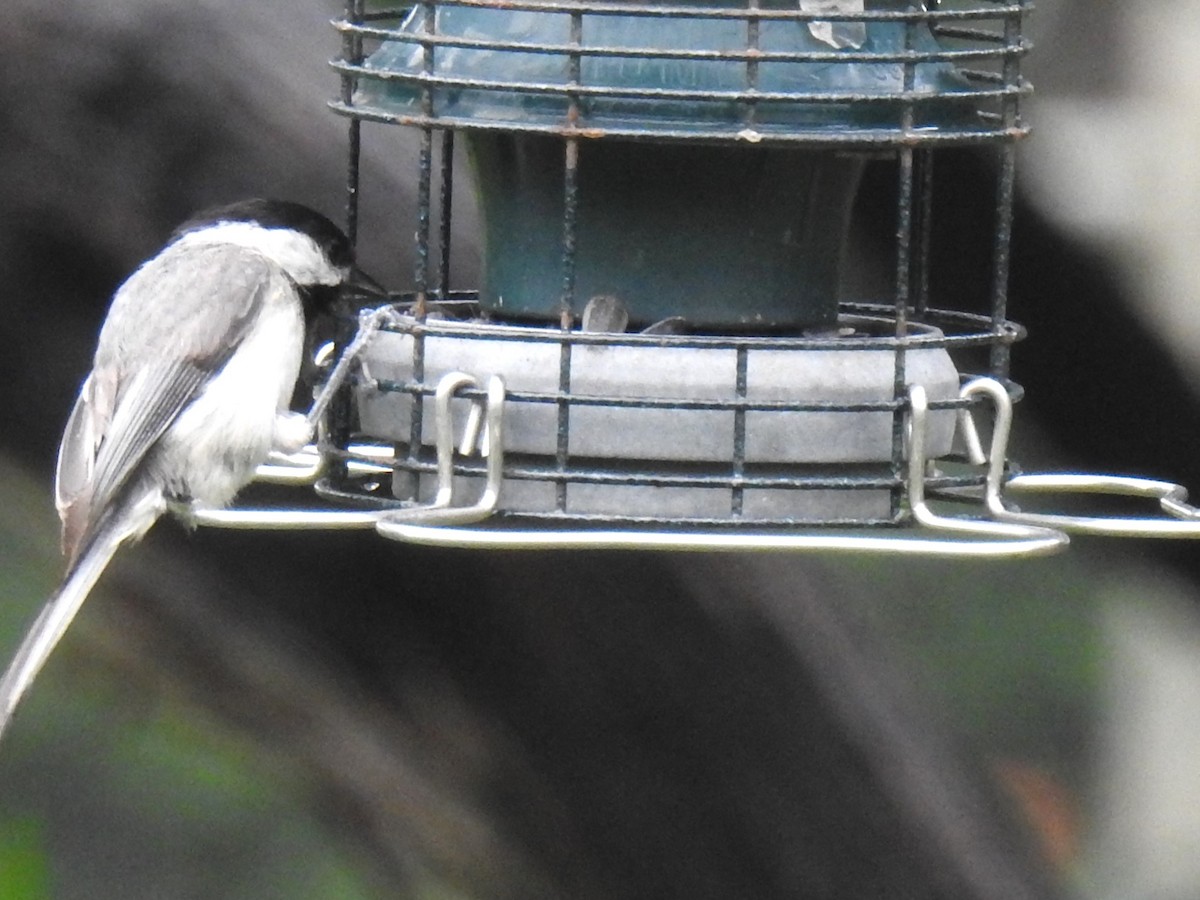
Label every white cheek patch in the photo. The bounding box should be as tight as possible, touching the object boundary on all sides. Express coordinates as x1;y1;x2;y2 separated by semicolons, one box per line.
175;222;344;286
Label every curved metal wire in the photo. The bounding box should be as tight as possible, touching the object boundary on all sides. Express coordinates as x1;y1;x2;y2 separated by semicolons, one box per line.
375;372;507;527
903;384;1066;551
194;374;1200;552
191;369;1065;556
372;383;1068;557
355;297;1025;352
332;0;1031;146
960;377;1200;538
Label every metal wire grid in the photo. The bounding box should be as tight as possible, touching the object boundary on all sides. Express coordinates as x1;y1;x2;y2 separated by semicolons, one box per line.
330;0;1032;145
324;0;1031;529
315;299;1024;527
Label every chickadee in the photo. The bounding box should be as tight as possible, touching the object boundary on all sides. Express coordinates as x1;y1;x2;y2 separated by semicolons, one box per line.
0;198;377;740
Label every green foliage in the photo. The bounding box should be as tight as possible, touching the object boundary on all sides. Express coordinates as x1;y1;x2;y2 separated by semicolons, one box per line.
0;817;51;900
835;553;1103;784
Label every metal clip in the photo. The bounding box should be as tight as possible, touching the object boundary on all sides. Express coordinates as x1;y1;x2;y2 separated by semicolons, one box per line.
375;372;506;533
960;377;1200;538
901;384;1069;555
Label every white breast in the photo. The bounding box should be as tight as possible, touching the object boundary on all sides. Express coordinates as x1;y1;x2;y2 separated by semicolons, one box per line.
156;280;305;507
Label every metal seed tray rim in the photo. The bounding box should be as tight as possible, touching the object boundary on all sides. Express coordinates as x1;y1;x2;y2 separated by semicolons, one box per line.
350;298;1025;352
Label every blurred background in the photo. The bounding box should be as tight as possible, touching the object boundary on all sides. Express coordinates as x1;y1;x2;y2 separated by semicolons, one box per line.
2;1;1199;898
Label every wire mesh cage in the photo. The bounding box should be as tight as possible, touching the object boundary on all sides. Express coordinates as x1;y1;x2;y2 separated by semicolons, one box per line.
185;0;1200;553
297;0;1042;547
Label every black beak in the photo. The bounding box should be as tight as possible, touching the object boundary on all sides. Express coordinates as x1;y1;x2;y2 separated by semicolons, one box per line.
342;265;388;301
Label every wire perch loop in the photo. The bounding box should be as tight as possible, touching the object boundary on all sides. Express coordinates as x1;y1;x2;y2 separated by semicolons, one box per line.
376;371;507;529
376;380;1068;556
958;378;1200;538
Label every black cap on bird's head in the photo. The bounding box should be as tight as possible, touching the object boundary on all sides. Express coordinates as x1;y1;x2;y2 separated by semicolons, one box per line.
171;198;385;314
174;198;351;268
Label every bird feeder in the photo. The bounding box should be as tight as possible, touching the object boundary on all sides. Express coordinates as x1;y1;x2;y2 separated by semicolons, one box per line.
194;0;1200;556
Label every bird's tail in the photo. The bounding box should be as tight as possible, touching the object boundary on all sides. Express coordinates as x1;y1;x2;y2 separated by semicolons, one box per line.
0;489;162;742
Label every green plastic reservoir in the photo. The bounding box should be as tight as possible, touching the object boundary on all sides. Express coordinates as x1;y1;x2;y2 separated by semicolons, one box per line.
469;135;865;328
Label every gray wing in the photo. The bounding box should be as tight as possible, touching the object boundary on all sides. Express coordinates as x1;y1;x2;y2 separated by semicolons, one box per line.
56;242;276;563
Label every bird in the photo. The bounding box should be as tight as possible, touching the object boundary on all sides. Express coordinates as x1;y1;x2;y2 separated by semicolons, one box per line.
0;198;378;741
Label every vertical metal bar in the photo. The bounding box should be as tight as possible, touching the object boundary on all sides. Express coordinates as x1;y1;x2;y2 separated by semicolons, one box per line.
913;149;934;316
410;127;432;489
560;10;583;327
415;129;433;317
397;2;437;497
341;0;365;247
899;2;917;135
731;345;749;517
345;123;362;250
330;0;368;489
561;139;580;328
989;144;1017;380
557;138;578;508
396;322;427;501
743;0;760;129
414;0;436;318
892;147;914;517
728;5;758;518
437;130;455;301
555;337;571;513
1004;1;1024;132
989;3;1023;379
554;9;585;511
891;3;918;518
